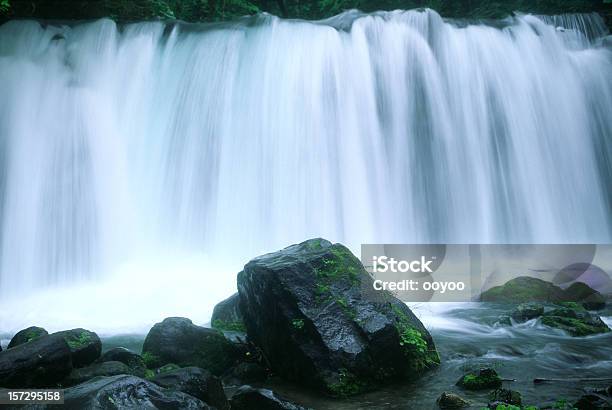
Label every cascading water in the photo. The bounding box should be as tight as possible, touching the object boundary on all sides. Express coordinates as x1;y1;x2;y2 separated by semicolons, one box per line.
0;9;610;333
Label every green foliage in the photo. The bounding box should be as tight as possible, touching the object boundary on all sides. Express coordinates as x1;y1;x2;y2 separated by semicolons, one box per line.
141;351;161;368
391;304;439;372
328;367;363;397
291;318;305;329
65;331;92;350
0;0;10;15
212;318;246;332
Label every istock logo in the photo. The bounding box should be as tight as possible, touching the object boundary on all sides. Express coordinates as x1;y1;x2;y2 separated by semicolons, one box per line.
372;256;434;273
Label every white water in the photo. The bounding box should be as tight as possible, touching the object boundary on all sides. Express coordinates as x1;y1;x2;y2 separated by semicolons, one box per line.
0;10;610;333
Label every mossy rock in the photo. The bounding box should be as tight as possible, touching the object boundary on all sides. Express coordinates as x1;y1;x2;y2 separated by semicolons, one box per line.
237;238;439;397
564;281;606;310
437;391;470;409
211;293;246;332
7;326;48;349
142;317;239;376
480;277;566;303
55;328;102;368
540;307;610;337
510;303;544;322
489;388;522;406
98;347;147;378
456;368;502;390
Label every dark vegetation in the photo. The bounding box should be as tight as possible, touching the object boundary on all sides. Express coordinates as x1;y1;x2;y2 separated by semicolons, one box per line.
0;0;611;29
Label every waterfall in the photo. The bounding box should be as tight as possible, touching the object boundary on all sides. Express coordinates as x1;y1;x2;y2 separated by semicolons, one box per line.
0;9;610;332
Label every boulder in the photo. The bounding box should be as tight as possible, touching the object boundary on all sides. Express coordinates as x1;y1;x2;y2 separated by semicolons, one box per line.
237;238;439;396
61;374;210;409
98;347;147;377
488;388;522;407
55;328;102;368
564;282;606;310
7;326;48;349
227;362;269;384
229;385;309;410
573;386;612;410
456;368;502;390
437;391;470;409
142;317;238;376
211;293;246;332
510;303;544;322
541;307;610;336
64;361;131;386
0;333;72;388
480;276;567;303
151;366;229;410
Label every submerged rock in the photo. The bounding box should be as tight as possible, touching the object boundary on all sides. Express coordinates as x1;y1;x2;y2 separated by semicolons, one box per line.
142;317;238;376
237;238;439;396
7;326;48;349
541;307;610;336
510;303;544;322
456;368;502;390
564;282;606;310
489;388;522;407
62;374;209;409
64;360;131;386
0;333;72;388
98;347;147;377
211;293;246;332
151;366;229;410
480;276;567;303
229;385;309;410
437;391;470;408
55;328;102;368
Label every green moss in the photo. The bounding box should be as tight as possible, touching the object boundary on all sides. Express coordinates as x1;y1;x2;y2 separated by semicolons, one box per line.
457;369;502;390
541;308;610;336
141;351;161;368
157;363;181;374
194;332;236;375
212;318;246;332
558;301;585;311
144;369;155;379
291;318;304;330
328;368;364;397
390;304;439;372
65;331;92;350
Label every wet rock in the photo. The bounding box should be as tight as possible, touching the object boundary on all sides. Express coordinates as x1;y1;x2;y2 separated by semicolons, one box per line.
142;317;238;376
211;293;245;332
574;392;612;409
227;362;269;384
237;238;439;396
489;388;522;407
564;282;606;310
229;385;309;410
98;347;147;378
456;368;502;390
151;366;229;410
541;307;610;337
495;315;512;327
7;326;48;349
437;391;470;408
510;303;544;322
55;328;102;368
64;361;131;386
62;374;210;409
0;333;72;388
480;276;567;303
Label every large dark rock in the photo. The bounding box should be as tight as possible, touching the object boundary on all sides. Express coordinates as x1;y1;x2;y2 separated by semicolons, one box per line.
480;276;567;303
142;317;238;376
64;361;131;387
564;282;606;310
211;293;246;332
0;333;72;388
98;347;147;378
437;391;470;409
229;385;309;410
61;374;210;409
237;238;439;396
55;328;102;368
151;366;229;410
456;368;502;390
510;303;544;322
7;326;48;349
541;307;610;337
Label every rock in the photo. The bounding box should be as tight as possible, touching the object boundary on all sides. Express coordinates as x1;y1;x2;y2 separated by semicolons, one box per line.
7;326;48;349
494;315;512;327
573;388;612;409
229;385;309;410
55;328;102;368
456;368;502;390
98;347;147;377
142;317;238;376
489;388;522;406
510;303;544;322
437;391;470;408
151;366;229;410
64;361;131;387
480;276;567;303
155;363;182;375
0;333;72;388
227;362;269;384
211;293;246;332
541;307;610;336
237;238;439;396
564;282;606;310
61;374;210;409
